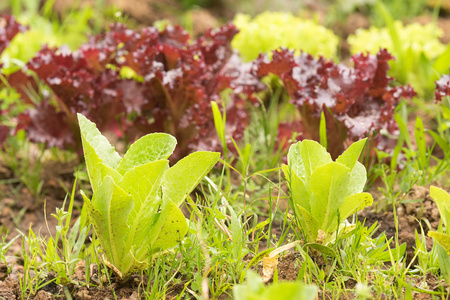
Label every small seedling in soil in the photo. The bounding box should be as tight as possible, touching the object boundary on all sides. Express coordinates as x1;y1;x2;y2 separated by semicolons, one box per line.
282;138;373;246
78;113;219;282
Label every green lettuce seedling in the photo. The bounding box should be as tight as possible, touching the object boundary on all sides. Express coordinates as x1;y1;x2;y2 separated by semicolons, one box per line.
428;186;450;252
282;138;373;244
77;114;220;281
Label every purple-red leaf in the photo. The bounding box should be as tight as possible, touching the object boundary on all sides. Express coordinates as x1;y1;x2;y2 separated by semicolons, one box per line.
15;23;264;158
435;74;450;101
0;125;8;145
254;48;416;158
0;15;27;56
16;100;74;148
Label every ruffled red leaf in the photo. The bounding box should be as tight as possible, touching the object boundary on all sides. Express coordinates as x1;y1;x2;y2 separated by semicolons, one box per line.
435;74;450;102
16;101;75;148
15;23;264;158
254;48;416;158
0;15;27;55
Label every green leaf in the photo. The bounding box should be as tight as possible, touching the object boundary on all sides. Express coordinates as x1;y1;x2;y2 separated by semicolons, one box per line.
319;111;327;149
262;282;318;300
443;105;450;120
370;241;405;262
120;160;169;254
435;242;450;284
427;129;450;153
211;101;226;146
77;114;121;169
85;158;122;193
120;160;168;205
304;243;336;258
78;114;123;192
150;200;188;252
287;143;303;179
233;271;264;300
309;162;350;231
162;151;220;207
300;140;333;182
282;165;311;212
285;139;373;244
430;186;450;228
336;138;367;170
81;176;134;270
346;161;367;196
229;204;244;258
332;192;373;231
233;270;318;300
394;113;412;150
414;117;427;169
295;205;319;243
116;133;176;175
288;140;332;184
428;231;450;253
375;1;406;75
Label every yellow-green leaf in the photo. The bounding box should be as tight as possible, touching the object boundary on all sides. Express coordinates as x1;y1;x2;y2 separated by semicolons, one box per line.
81;176;133;271
282;165;311;212
295;205;319;243
336;138;367;170
149;201;188;252
309;162;350;231
430;186;450;228
429;231;450;253
162;151;220;207
116;133;176;175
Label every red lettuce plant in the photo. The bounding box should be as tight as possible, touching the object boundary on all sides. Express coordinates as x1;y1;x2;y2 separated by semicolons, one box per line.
0;15;28;144
253;48;416;158
3;17;419;161
17;23;263;157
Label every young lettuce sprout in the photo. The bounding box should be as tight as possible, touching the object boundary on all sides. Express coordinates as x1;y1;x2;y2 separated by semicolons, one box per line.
283;138;373;244
77;113;220;281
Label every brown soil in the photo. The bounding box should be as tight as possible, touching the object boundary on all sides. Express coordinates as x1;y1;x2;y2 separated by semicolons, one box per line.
0;260;148;299
359;185;443;265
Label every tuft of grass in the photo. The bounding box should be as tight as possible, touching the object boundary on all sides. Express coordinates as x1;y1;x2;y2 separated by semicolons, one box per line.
0;132;45;200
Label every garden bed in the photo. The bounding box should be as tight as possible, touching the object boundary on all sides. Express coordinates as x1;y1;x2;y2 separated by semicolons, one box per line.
0;158;448;299
1;0;450;299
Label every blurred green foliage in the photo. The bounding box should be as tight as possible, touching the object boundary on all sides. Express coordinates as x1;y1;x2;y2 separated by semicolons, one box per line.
348;22;445;61
0;0;110;73
176;0;217;8
348;7;450;99
325;0;430;26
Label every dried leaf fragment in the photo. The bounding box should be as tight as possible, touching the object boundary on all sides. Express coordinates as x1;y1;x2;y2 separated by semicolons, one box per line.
262;241;299;282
